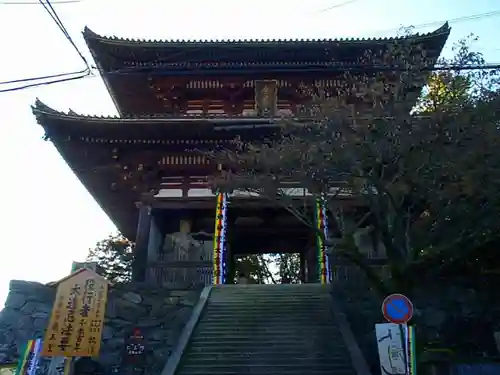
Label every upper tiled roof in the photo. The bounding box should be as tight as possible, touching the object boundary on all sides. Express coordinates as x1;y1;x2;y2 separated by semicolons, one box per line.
82;23;450;46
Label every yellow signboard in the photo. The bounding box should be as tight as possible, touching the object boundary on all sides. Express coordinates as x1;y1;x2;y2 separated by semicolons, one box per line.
41;268;109;358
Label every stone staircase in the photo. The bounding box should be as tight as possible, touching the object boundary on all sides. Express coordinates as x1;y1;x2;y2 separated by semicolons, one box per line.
173;284;358;375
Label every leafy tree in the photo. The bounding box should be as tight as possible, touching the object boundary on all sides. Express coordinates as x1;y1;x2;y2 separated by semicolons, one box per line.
210;36;500;297
276;253;301;284
417;34;498;112
234;254;274;283
87;233;134;283
234;253;302;284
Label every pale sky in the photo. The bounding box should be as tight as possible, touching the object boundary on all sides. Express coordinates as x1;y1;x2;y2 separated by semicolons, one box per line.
0;0;498;305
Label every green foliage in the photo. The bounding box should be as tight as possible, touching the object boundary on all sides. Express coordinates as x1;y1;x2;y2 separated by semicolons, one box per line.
234;253;301;284
276;253;301;283
86;233;134;283
417;34;499;112
234;254;274;283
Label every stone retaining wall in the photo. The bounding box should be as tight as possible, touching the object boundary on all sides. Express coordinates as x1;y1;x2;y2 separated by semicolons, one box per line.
332;281;496;375
0;280;201;374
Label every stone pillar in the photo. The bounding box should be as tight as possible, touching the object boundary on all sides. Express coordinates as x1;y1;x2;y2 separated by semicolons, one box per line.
146;213;162;283
132;204;152;282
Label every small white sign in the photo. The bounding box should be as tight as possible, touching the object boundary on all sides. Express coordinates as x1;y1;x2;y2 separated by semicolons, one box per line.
375;323;409;375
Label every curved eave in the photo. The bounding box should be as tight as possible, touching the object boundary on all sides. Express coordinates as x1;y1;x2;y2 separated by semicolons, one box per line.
83;23;449;47
83;23;450;72
32;99;284;139
43;129;139;240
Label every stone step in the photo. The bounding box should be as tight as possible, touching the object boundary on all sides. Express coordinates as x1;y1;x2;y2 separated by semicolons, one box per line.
203;313;332;327
209;297;331;301
193;328;341;336
195;322;339;329
179;370;351;375
211;287;330;299
209;293;330;298
186;343;343;352
187;338;345;347
195;321;339;328
202;309;333;315
207;300;330;305
205;305;328;310
205;303;329;309
202;312;332;316
200;318;334;324
188;331;343;340
201;312;332;317
181;352;348;361
203;307;331;312
178;363;355;373
179;362;351;370
174;285;355;375
211;285;328;290
193;319;338;332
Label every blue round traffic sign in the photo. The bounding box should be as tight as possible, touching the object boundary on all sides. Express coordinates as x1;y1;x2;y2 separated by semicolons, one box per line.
382;293;413;324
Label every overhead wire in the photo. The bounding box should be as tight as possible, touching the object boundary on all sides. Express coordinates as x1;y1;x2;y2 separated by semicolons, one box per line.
364;9;500;36
2;7;500;93
0;0;81;4
315;0;360;13
0;0;91;90
2;58;499;94
40;0;89;66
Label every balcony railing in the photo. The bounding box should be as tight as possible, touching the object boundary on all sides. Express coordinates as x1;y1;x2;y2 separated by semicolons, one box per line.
153;176;355;199
148;260;213;287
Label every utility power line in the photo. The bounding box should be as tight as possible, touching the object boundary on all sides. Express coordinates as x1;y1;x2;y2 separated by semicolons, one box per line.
365;9;500;36
38;0;89;68
2;62;499;94
0;0;81;4
2;8;500;93
316;0;360;13
0;0;90;88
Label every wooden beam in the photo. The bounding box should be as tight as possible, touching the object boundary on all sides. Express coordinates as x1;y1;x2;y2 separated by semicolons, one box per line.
150;260;212;268
232;227;311;237
231;246;304;255
146;195;363;210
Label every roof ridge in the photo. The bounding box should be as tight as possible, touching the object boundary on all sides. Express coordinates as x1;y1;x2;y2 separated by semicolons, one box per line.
83;23;450;45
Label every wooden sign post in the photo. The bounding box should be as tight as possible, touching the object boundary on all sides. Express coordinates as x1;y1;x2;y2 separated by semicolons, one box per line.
41;268;110;358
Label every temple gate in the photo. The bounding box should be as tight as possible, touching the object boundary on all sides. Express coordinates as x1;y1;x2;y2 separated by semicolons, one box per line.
32;24;450;287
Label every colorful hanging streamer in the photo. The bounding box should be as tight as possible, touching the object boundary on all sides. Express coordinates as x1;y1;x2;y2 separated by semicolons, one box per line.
212;192;228;284
15;339;42;375
314;197;331;284
14;339;71;375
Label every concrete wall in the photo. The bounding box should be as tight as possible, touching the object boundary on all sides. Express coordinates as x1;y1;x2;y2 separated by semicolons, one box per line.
0;280;201;374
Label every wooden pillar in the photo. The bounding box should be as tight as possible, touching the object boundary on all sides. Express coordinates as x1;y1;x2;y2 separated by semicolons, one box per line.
299;250;306;283
224;244;234;284
306;245;318;283
132;204;152;282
